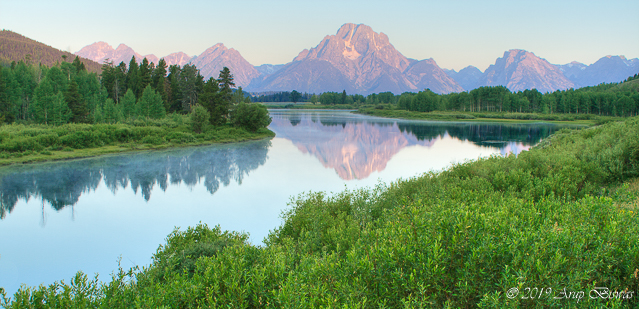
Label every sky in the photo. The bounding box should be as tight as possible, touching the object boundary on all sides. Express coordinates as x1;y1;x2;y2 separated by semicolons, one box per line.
1;0;638;71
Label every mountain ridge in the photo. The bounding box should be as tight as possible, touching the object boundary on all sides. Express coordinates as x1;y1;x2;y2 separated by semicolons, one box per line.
66;25;639;94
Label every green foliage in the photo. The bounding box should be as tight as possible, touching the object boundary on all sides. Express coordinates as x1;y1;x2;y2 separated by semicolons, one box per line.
230;102;272;132
136;85;165;119
4;117;639;308
119;89;136;119
65;79;87;123
199;77;227;126
190;104;209;133
126;57;139;98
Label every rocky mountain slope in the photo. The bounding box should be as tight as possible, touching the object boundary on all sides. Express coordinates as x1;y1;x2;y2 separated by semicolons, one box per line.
476;49;575;93
75;42;159;66
444;66;483;91
558;55;639;87
247;23;462;95
188;43;260;87
70;24;639;94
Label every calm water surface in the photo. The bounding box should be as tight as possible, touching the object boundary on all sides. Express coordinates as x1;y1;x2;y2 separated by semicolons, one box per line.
0;110;576;295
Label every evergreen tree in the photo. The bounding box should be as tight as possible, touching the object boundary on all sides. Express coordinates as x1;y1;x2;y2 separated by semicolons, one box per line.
127;57;139;98
179;64;202;112
291;90;301;103
65;79;87;123
72;56;86;72
0;66;18;123
217;66;235;105
199;77;226;125
152;58;168;105
167;65;182;113
138;57;152;96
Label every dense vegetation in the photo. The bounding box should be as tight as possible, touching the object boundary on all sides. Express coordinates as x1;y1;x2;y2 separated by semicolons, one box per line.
0;54;272;163
251;90;311;103
307;76;639;118
2;114;638;307
0;30;101;73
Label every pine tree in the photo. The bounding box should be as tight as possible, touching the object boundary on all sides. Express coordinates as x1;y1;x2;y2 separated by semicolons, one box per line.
218;66;235;94
127;57;139;98
199;77;226;125
65;79;87;123
72;56;86;72
138;57;152;96
152;59;168;107
167;65;182;113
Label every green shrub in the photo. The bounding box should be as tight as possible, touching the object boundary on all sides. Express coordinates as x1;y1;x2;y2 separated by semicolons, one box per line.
59;130;98;149
190;104;209;134
230;102;272;132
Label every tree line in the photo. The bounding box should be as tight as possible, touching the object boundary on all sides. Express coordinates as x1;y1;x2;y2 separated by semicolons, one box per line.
0;55;270;131
304;74;639;117
251;90;312;103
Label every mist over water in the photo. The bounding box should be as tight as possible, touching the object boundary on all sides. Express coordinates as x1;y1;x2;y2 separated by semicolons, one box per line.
0;110;575;296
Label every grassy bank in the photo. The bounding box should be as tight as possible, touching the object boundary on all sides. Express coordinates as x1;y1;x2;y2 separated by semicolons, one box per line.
357;107;624;125
0;115;274;165
259;102;360;110
2;117;639;308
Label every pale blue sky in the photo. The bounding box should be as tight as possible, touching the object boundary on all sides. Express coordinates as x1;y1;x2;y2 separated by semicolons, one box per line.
1;0;638;71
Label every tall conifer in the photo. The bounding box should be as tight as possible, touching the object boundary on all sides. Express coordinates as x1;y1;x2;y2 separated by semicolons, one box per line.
126;57;139;98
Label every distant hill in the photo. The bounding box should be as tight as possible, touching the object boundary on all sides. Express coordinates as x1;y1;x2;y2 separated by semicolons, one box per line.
0;30;101;72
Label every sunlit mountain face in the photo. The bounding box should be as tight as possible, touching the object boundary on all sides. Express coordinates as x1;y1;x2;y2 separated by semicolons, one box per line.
268;111;555;180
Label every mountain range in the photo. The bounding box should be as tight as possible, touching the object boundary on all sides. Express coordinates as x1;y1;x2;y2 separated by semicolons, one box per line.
6;24;637;95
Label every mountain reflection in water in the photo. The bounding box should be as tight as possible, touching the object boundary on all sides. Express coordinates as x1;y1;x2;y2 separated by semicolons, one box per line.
0;139;271;220
269;110;558;180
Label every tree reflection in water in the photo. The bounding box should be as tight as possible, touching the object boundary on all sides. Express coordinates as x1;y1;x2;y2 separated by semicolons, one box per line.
0;139;271;220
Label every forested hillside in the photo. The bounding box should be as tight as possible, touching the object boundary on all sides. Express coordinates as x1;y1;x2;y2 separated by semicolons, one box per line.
0;30;101;73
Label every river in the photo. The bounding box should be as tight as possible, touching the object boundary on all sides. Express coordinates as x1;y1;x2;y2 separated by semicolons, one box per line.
0;110;577;296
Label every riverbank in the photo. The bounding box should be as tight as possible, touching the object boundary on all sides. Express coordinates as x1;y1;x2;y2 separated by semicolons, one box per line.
356;107;623;125
2;115;638;307
0;119;274;166
258;102;359;110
